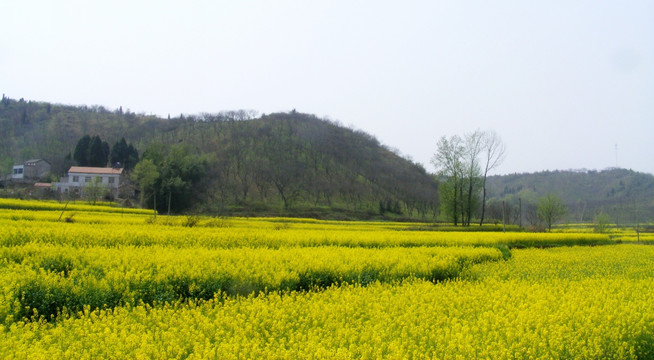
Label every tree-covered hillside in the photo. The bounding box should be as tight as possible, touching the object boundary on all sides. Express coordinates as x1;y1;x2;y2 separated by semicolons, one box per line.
5;95;652;224
0;96;439;219
485;169;654;226
0;96;182;175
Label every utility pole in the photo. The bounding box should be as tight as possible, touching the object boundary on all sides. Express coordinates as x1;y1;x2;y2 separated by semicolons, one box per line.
519;198;522;230
502;200;506;233
634;198;640;242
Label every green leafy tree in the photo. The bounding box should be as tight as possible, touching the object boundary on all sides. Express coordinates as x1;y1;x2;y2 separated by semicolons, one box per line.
537;194;567;231
162;176;185;215
139;143;206;214
88;135;108;167
438;177;460;224
110;138;139;170
110;138;127;166
73;135;91;166
125;144;139;169
594;212;611;233
102;141;110;164
84;177;105;205
74;135;109;167
132;159;159;214
432;135;465;225
462;131;484;226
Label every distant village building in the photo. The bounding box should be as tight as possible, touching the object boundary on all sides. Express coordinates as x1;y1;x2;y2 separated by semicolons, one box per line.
55;166;124;196
33;182;53;197
11;165;24;179
11;159;51;180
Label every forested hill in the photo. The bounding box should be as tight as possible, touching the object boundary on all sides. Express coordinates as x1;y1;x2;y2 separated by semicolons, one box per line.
485;169;654;225
0;96;439;218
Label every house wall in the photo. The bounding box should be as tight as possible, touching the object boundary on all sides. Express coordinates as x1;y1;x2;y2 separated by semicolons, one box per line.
24;161;51;179
68;172;120;188
10;160;51;181
12;165;24;179
55;172;121;195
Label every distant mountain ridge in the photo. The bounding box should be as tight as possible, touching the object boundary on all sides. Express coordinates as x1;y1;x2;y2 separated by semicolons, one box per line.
485;168;654;225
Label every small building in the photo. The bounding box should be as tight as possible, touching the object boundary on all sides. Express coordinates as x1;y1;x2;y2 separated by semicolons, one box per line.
33;182;53;197
24;159;52;179
55;166;124;197
11;165;24;179
11;159;51;180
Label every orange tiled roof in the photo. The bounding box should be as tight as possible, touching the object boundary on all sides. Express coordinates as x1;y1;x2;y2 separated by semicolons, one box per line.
68;166;123;175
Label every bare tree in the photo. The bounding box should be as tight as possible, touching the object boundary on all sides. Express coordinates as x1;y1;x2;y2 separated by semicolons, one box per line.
525;203;544;231
463;130;484;226
479;130;506;226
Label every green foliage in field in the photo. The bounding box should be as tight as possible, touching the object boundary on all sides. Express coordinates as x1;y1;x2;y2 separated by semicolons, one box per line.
0;198;152;215
3;244;502;320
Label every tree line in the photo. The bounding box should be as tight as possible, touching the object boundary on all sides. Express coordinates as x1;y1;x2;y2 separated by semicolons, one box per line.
431;130;579;230
72;135;108;167
71;135;139;170
132;143;206;215
484;168;654;229
431;130;505;226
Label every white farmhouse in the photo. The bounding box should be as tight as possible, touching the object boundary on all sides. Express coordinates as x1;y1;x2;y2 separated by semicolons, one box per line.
55;166;124;196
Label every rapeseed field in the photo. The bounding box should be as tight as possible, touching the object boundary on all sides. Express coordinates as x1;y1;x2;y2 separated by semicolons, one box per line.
0;199;652;359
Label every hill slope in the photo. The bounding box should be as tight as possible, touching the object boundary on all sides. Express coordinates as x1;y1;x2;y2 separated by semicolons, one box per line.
0;96;439;219
486;169;654;225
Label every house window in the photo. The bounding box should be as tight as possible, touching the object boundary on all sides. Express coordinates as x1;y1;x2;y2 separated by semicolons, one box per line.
85;176;92;183
108;177;115;184
72;176;79;182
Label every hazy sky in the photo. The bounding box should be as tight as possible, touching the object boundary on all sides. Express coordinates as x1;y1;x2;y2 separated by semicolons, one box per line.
2;1;653;175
